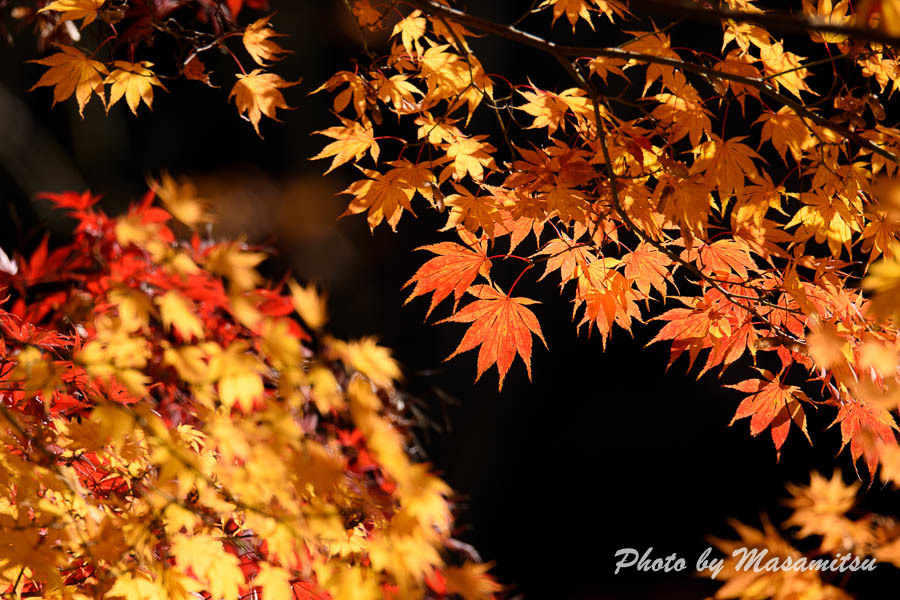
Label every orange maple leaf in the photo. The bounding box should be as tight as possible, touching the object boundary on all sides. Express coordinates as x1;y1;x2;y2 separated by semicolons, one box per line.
404;232;492;317
831;398;898;476
439;285;546;389
622;243;671;300
229;69;299;136
728;370;812;456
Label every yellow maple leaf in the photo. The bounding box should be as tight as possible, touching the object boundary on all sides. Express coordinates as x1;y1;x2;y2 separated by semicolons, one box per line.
864;247;900;320
150;172;213;228
205;243;266;291
441;185;502;237
170;535;244;600
332;337;402;389
313;117;381;174
156;291;205;341
212;342;265;412
440;135;497;182
29;45;108;116
11;347;60;400
690;135;761;200
340;168;415;231
308;365;345;413
392;11;427;56
760;41;814;99
108;285;155;332
517;87;586;135
38;0;104;26
260;318;302;367
288;279;328;329
229;69;299;136
650;72;711;147
802;0;850;43
444;562;502;600
105;61;166;115
106;572;166;600
252;564;292;600
539;0;624;31
243;14;291;66
756;107;816;163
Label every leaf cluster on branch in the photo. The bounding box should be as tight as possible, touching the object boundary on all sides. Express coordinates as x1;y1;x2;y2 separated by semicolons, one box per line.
0;185;499;599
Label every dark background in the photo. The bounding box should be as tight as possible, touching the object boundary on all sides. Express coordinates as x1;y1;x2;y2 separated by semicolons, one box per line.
1;1;898;597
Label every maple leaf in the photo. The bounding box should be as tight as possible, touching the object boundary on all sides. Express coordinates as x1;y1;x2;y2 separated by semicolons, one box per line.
313;117;380;174
253;564;293;600
440;135;497;182
832;399;898;476
392;10;427;56
863;252;900;320
229;69;299;136
542;0;594;30
404;231;492;317
709;516;832;600
803;0;850;43
439;285;546;390
685;239;758;280
171;534;245;600
722;19;772;54
756;107;816;164
543;184;588;224
156;291;205;341
38;0;104;26
782;470;867;551
340;167;415;231
621;243;671;299
536;236;594;283
106;572;166;600
243;14;291;66
622;29;681;94
443;562;502;600
106;61;166;115
691;134;761;200
332;336;402;389
574;258;640;344
441;184;502;237
288;279;328;329
728;371;812;456
183;56;214;86
517;87;591;135
650;71;711;146
149;172;213;228
713;50;761;113
760;41;815;99
205;243;266;291
29;45;108;116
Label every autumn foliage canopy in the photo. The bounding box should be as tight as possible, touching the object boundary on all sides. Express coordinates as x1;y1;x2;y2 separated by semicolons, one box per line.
9;0;900;597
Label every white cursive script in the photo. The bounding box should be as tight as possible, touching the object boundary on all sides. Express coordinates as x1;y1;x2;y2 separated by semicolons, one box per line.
614;546;876;579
